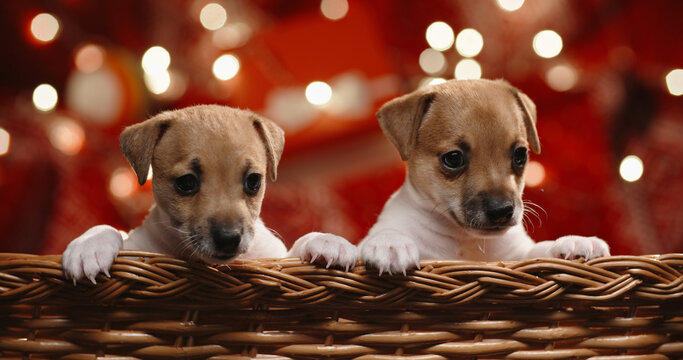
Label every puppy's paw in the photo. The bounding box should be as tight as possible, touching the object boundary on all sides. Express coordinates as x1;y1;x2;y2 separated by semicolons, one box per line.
62;225;123;285
288;232;358;271
550;235;610;260
359;231;420;275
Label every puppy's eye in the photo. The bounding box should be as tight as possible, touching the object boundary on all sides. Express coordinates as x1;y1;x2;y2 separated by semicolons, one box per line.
175;174;199;196
441;150;466;171
243;173;262;196
512;147;528;168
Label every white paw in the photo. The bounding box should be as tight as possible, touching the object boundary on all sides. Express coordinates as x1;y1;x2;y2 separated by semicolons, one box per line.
62;225;123;285
550;235;610;260
288;232;358;271
359;230;420;275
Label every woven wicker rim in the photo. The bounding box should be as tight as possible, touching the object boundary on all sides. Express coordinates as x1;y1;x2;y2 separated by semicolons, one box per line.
0;252;681;308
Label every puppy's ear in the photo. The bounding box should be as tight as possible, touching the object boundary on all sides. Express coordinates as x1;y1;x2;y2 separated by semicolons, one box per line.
377;88;436;161
119;115;172;185
251;114;285;181
513;90;541;154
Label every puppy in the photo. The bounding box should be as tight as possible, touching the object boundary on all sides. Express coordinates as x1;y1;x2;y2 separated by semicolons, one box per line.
293;79;609;274
62;105;287;283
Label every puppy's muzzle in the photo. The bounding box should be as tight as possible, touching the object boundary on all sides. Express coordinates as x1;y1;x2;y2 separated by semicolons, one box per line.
463;193;516;231
210;222;242;257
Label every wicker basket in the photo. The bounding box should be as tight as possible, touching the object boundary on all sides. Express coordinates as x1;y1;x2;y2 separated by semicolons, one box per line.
0;252;681;359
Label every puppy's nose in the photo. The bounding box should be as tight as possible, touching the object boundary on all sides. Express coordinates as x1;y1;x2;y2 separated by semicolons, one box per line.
211;224;241;254
483;198;514;225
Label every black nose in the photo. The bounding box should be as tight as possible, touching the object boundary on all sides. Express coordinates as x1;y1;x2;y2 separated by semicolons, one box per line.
483;198;514;225
211;224;241;254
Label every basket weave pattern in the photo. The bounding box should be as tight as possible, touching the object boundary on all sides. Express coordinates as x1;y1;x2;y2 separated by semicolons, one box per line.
0;252;681;359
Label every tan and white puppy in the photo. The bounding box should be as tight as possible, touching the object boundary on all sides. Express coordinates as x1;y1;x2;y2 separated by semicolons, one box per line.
293;79;609;273
62;105;287;283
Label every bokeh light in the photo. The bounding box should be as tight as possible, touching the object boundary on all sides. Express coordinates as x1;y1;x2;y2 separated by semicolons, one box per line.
620;155;644;182
418;48;446;75
48;118;85;156
665;69;683;96
212;54;240;80
66;67;124;125
212;23;252;49
30;13;60;43
144;71;171;95
533;30;563;58
0;127;10;157
320;0;349;20
546;64;578;92
525;161;545;187
496;0;525;11
32;84;58;112
305;81;333;105
109;167;138;198
454;59;482;80
156;69;188;101
74;44;105;74
455;28;484;57
425;21;454;51
199;3;228;31
141;46;171;75
419;77;447;88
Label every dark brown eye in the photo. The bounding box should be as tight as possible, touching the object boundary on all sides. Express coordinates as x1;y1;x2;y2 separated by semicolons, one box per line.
244;173;262;196
441;150;466;171
512;147;528;168
175;174;199;196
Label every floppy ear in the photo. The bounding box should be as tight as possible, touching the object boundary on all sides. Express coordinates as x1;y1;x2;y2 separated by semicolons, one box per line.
119;115;172;185
376;88;436;161
513;90;541;154
251;114;285;181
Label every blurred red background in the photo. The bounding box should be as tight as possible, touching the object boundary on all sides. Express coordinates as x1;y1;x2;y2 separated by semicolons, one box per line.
0;0;681;256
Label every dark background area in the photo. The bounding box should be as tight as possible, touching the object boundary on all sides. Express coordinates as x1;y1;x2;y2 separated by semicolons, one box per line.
0;0;681;256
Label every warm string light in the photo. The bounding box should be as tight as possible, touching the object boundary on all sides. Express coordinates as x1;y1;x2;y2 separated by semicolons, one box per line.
620;155;644;182
30;13;60;43
48;118;85;156
665;69;683;96
74;44;105;74
425;21;454;51
496;0;525;12
320;0;349;20
109;167;138;198
525;161;545;187
533;30;563;58
454;59;482;80
199;3;228;31
142;46;172;94
213;54;240;80
0;127;10;157
546;64;578;92
455;28;483;58
141;46;170;75
419;48;446;75
305;81;333;105
33;84;58;112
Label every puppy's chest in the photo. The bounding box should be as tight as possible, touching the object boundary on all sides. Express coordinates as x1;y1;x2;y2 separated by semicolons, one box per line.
418;234;503;261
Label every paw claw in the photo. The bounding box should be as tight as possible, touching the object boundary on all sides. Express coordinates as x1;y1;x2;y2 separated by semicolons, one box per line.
359;231;419;276
61;225;123;285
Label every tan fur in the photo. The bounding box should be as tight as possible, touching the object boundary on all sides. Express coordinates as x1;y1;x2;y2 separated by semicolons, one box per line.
63;105;287;283
285;79;608;273
123;105;282;251
379;79;536;232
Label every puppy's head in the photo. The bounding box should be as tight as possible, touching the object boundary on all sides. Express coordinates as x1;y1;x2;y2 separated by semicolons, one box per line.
378;79;539;237
120;105;284;262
